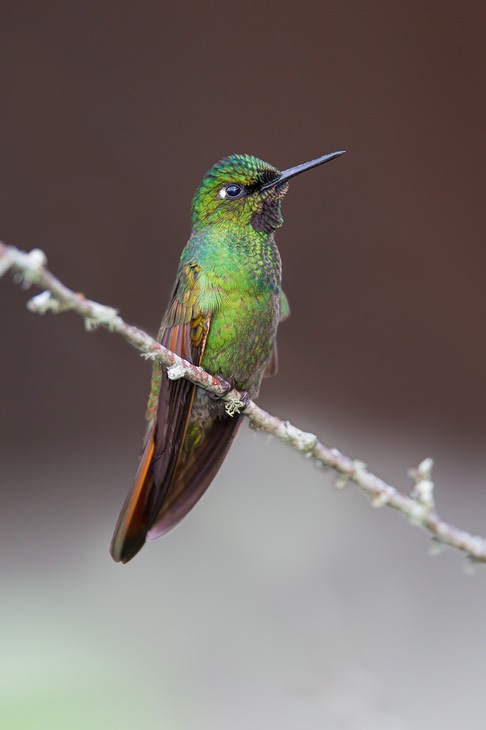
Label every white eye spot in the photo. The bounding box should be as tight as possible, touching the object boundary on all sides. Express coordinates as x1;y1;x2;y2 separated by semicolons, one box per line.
218;187;228;199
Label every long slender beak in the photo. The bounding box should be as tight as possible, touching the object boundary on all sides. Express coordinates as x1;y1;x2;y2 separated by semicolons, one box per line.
262;150;346;190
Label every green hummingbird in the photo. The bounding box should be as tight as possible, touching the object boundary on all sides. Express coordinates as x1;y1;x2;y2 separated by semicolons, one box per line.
111;150;345;563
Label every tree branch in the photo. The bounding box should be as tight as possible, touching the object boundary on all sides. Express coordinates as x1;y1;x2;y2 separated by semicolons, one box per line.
1;240;485;565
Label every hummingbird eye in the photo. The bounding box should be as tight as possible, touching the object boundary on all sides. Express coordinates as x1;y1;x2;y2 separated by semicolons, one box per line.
220;183;244;200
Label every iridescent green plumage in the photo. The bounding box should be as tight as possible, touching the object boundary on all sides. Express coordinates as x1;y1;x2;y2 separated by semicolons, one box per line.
111;150;344;563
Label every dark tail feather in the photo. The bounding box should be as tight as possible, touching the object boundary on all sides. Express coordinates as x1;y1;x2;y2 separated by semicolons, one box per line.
110;363;197;563
110;426;157;563
147;414;242;540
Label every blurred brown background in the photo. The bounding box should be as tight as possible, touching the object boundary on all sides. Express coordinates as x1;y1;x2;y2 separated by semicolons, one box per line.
1;2;486;728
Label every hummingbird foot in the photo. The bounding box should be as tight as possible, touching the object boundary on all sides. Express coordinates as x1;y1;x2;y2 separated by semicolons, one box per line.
210;372;236;398
209;373;251;415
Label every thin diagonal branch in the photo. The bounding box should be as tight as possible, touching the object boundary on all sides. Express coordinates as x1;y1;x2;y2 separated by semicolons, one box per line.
1;240;485;565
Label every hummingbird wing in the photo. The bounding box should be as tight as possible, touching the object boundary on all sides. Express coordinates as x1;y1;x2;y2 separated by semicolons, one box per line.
110;262;241;563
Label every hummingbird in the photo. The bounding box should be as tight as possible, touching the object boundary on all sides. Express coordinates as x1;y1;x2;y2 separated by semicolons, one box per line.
111;150;345;563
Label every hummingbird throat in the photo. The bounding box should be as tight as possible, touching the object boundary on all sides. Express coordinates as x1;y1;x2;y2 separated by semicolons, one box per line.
250;186;287;233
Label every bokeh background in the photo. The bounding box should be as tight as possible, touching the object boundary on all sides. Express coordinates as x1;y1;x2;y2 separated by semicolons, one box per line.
1;2;486;728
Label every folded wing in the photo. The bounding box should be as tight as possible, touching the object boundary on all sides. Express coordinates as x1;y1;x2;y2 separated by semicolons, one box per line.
110;263;241;563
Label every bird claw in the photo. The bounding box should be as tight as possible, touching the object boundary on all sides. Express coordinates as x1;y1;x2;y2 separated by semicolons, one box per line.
208;373;236;400
208;374;250;411
237;391;251;409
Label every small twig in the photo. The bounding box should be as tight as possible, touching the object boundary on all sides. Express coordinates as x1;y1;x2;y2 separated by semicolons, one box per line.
1;240;486;565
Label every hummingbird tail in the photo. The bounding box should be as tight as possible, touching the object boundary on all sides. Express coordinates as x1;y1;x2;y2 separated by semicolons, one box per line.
146;408;242;541
110;369;242;563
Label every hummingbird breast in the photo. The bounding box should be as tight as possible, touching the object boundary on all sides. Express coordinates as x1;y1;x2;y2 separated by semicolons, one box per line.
195;229;282;398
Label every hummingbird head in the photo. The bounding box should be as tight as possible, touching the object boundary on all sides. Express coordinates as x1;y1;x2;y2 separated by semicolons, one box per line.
191;151;345;234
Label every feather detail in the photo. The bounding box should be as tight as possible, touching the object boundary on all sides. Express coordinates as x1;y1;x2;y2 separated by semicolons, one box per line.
110;428;155;563
111;260;239;563
264;290;289;378
264;341;278;377
147;410;242;540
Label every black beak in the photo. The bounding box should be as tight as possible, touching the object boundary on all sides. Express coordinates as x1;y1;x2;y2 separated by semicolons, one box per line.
261;150;346;190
